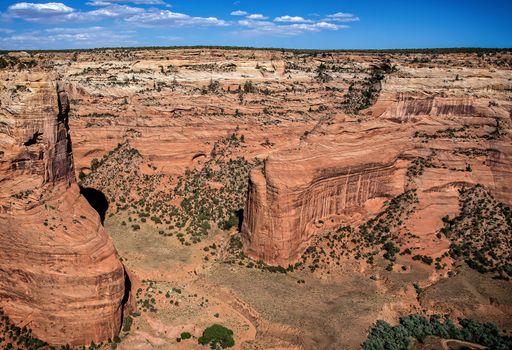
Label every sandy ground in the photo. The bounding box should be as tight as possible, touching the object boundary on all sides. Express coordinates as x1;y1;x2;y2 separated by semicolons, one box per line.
104;213;512;350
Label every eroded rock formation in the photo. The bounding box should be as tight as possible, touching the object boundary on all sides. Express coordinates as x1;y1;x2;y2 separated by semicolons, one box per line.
242;92;512;266
241;129;407;265
0;72;126;345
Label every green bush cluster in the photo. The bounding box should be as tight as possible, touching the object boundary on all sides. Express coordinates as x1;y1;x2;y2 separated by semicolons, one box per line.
439;185;512;278
0;308;50;349
198;324;234;349
83;132;256;246
299;190;419;272
363;314;512;350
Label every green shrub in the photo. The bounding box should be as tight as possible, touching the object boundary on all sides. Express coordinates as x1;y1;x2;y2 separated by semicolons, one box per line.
363;315;512;350
180;332;192;340
122;315;133;332
198;324;234;349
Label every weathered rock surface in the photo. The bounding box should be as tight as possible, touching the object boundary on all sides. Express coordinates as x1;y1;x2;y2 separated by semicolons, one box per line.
242;83;512;266
0;72;126;345
241;122;408;265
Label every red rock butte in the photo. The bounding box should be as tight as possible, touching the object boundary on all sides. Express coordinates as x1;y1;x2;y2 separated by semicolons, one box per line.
0;72;126;345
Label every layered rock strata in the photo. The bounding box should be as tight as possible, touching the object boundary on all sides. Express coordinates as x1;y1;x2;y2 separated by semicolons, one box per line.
0;72;126;345
241;121;409;266
242;94;512;266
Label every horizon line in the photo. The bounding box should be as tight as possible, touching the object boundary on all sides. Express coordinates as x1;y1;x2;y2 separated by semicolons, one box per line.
2;45;511;54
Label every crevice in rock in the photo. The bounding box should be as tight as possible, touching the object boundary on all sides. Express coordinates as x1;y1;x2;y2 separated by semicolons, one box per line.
121;270;131;306
23;132;42;146
236;208;244;232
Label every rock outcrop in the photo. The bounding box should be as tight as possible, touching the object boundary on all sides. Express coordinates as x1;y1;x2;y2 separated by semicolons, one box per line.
0;72;126;345
241;119;409;266
242;93;512;266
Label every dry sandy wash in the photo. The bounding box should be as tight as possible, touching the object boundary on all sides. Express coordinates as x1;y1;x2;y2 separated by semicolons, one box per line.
0;48;511;349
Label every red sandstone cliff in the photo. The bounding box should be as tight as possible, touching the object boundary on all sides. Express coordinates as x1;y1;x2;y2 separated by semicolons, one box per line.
241;95;512;266
0;72;126;345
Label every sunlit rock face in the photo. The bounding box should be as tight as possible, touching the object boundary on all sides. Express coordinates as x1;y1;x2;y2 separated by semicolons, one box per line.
0;72;126;346
242;92;512;266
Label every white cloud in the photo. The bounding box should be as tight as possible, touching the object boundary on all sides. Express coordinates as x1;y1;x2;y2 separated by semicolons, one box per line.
0;28;15;34
6;2;227;28
45;26;105;33
158;35;183;41
230;10;247;16
81;4;144;20
246;14;267;20
325;12;360;22
86;0;166;6
125;10;228;27
7;2;74;21
238;19;273;28
238;19;345;36
274;15;312;23
0;28;136;49
6;2;145;22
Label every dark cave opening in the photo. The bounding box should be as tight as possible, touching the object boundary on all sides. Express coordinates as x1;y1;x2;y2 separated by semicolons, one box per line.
236;208;244;232
121;270;131;306
80;186;108;224
23;132;42;146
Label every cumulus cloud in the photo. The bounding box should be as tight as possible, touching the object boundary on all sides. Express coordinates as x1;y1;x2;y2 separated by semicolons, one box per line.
7;2;74;21
325;12;360;22
274;15;312;23
1;2;360;49
45;26;105;33
5;2;146;22
81;4;144;20
157;35;183;41
238;19;345;36
0;27;136;49
230;10;247;16
86;0;166;6
5;2;226;28
125;10;228;27
246;14;267;20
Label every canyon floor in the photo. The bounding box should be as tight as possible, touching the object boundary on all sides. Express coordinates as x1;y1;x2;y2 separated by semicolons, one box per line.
104;211;512;350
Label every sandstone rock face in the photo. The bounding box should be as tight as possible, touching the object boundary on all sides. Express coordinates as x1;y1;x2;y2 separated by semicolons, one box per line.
241;130;407;266
242;90;512;266
0;72;126;345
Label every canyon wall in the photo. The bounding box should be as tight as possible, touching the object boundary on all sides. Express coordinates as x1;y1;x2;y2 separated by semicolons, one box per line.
0;72;126;345
241;123;409;266
242;93;512;266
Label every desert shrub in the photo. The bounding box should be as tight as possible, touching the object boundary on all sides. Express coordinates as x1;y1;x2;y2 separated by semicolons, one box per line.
221;213;239;231
122;315;133;332
198;324;234;349
243;80;256;93
363;315;512;350
180;332;192;340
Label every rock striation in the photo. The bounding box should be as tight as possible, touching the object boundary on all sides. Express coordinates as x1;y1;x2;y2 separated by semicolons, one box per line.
242;92;512;266
0;72;126;345
241;120;408;266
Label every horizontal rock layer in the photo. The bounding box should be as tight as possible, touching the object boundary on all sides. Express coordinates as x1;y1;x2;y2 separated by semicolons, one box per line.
242;93;512;266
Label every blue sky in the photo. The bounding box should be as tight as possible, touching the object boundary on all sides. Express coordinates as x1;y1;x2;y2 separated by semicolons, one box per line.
0;0;511;50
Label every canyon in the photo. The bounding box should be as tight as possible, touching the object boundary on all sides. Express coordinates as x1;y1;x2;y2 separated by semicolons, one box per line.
0;48;511;349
